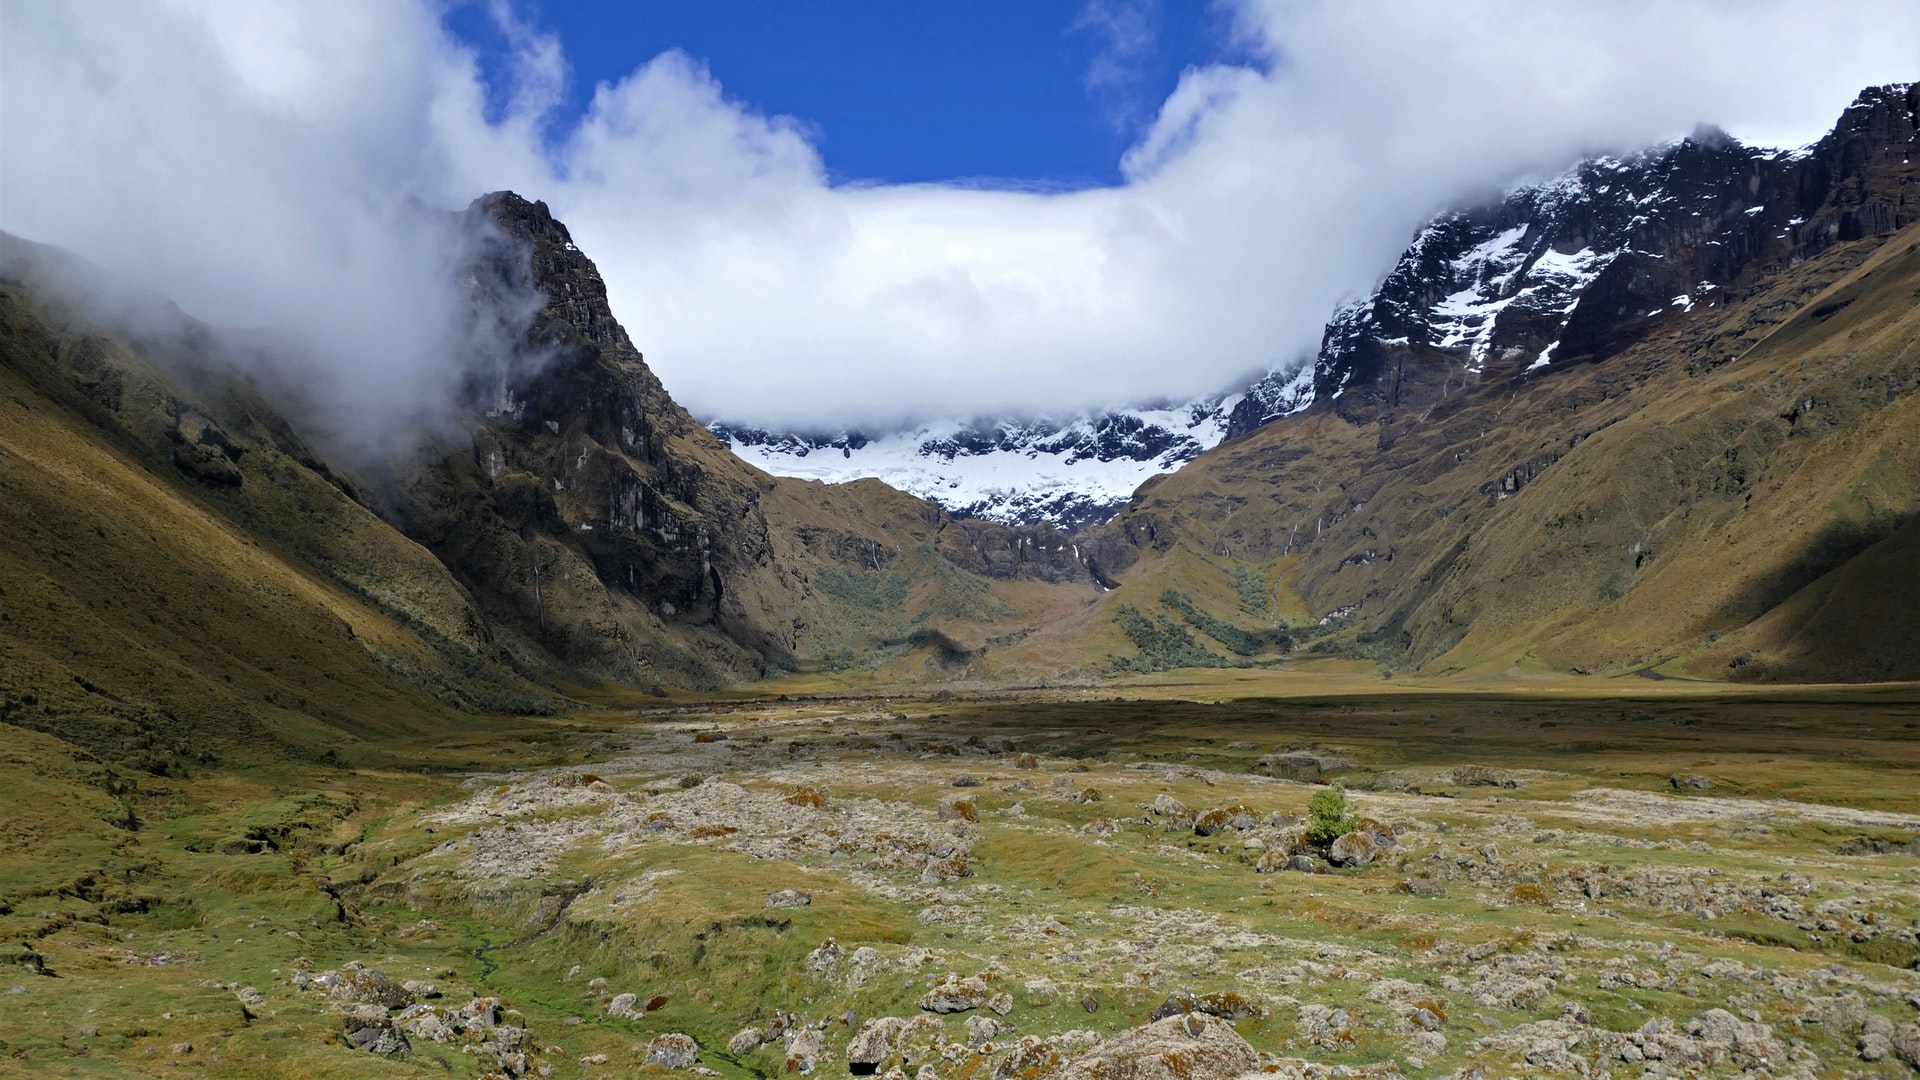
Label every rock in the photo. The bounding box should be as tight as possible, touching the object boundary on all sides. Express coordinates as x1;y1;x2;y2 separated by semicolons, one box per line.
234;986;266;1008
921;974;991;1013
1328;830;1379;867
939;799;978;823
1452;765;1519;788
952;776;981;787
401;979;441;999
1687;1008;1783;1064
987;992;1013;1016
607;992;640;1019
727;1027;765;1055
766;889;813;908
646;1032;700;1069
1398;876;1446;897
1409;1007;1443;1031
1669;773;1713;790
1255;848;1320;873
312;967;415;1010
1148;795;1190;827
1056;1013;1257;1080
1014;753;1039;769
1192;806;1257;836
343;1014;410;1055
1889;1023;1920;1068
995;1037;1066;1079
1407;1030;1446;1056
847;1017;912;1068
920;856;972;884
170;1042;192;1055
785;1026;825;1073
965;1015;1010;1047
1149;991;1259;1020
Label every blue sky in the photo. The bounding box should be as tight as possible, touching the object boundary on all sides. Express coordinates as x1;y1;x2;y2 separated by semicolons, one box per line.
446;1;1239;188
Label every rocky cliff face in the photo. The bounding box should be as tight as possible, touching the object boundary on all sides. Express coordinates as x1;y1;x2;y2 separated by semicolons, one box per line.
1229;82;1920;438
392;193;1095;687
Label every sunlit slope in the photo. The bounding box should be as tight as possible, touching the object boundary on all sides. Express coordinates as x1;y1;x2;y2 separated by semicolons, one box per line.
0;261;524;765
1073;225;1920;681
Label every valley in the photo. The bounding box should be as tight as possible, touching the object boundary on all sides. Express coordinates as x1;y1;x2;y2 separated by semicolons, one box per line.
3;676;1917;1077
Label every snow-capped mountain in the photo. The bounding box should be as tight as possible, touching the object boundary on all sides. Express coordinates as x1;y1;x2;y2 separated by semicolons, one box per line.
1231;85;1920;434
711;398;1247;530
715;84;1919;524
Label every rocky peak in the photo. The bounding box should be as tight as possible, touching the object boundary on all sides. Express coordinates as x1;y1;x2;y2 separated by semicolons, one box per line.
1227;82;1920;436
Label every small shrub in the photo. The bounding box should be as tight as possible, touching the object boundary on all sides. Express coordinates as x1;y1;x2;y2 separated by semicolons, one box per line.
1307;784;1356;846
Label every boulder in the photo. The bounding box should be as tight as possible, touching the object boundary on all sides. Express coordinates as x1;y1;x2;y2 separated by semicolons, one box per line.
1056;1013;1256;1080
645;1032;700;1069
766;889;813;909
342;1015;410;1055
727;1026;765;1055
847;1017;912;1068
1328;830;1379;867
921;974;991;1013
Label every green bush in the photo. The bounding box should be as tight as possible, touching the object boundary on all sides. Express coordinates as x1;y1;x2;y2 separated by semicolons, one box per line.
1308;783;1356;846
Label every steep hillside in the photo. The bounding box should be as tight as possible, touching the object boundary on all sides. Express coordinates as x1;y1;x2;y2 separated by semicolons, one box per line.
0;202;1097;765
1035;84;1920;682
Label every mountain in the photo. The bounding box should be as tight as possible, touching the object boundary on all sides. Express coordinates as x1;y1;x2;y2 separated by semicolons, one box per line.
1005;82;1920;682
0;195;1102;764
711;398;1243;531
1230;86;1920;436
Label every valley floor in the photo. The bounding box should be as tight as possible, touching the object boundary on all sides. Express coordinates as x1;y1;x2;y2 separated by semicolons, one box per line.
4;677;1919;1078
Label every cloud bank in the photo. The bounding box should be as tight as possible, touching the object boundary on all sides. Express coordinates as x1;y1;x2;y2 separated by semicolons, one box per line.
3;1;1916;435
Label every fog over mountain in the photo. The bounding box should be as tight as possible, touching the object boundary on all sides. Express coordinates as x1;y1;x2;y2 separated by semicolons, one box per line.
3;1;1915;436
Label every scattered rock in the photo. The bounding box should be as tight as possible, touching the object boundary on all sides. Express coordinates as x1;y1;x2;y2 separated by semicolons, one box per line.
766;889;813;909
848;1017;912;1069
1452;764;1519;788
921;974;991;1013
343;1015;410;1055
1056;1013;1257;1080
646;1032;700;1069
1328;830;1379;867
785;1025;826;1073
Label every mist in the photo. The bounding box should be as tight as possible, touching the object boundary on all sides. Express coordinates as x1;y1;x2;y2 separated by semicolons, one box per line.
3;1;1915;437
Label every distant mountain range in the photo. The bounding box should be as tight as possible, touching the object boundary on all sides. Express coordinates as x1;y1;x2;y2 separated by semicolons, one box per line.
715;86;1917;530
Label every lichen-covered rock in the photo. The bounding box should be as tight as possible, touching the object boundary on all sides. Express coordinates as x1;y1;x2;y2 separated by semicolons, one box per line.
766;888;812;908
785;1025;826;1074
311;967;415;1010
847;1017;912;1066
1328;830;1379;867
920;855;972;884
727;1026;765;1055
1055;1013;1256;1080
921;974;991;1013
966;1015;1011;1047
343;1014;410;1055
1452;765;1519;788
607;992;640;1019
646;1032;700;1069
1148;795;1191;829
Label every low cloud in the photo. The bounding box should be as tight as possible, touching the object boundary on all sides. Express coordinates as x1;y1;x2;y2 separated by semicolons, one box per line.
4;1;1915;436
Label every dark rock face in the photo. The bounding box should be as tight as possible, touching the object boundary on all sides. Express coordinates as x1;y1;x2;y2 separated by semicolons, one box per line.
1229;83;1920;437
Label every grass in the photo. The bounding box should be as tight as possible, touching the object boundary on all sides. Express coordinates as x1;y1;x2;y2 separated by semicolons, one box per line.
5;677;1915;1077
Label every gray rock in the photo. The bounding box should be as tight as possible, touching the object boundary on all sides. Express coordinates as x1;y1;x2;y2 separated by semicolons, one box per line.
1328;830;1379;867
726;1026;764;1055
343;1015;410;1055
847;1017;912;1066
645;1032;700;1069
921;974;991;1013
1056;1013;1257;1080
766;889;813;909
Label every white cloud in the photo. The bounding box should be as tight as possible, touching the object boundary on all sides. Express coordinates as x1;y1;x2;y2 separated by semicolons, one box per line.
4;1;1915;437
